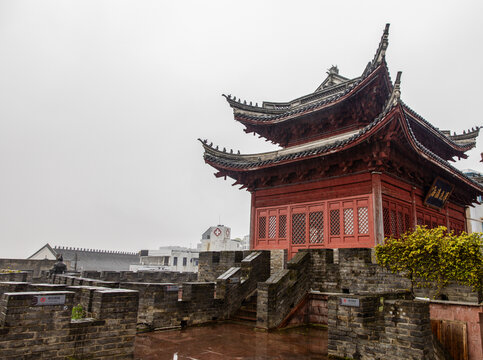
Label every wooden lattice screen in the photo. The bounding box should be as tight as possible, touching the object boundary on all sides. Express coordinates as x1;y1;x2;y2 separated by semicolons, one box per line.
255;195;373;257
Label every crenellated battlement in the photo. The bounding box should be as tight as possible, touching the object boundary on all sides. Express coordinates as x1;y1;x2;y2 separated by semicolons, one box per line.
0;287;138;359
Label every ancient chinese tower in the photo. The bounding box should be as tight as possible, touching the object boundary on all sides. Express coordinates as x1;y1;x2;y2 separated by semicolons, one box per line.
200;24;483;258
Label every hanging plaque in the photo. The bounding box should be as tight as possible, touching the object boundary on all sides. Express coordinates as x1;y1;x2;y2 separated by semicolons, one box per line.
424;177;454;210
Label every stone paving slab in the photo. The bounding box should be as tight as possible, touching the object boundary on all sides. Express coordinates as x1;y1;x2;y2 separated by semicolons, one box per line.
134;323;327;360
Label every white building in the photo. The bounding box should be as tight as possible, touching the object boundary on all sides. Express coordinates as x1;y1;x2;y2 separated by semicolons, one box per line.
131;246;199;272
463;169;483;233
197;225;249;251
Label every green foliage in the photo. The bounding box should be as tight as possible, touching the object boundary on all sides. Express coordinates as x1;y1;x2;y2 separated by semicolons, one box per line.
71;304;85;320
0;268;21;273
375;226;483;297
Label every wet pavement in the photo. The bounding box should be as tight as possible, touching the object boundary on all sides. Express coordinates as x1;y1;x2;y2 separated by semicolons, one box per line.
134;323;328;360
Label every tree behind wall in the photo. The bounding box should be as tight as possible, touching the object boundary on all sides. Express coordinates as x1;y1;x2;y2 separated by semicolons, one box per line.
375;226;483;297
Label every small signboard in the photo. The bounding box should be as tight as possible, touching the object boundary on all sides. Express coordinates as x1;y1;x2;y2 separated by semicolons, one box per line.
229;277;240;284
340;297;360;307
31;294;66;306
166;285;179;292
424;177;454;210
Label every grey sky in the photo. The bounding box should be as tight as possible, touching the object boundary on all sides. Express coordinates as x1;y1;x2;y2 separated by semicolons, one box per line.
0;0;482;258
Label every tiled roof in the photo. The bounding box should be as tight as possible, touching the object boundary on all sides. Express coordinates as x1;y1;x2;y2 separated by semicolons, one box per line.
401;114;483;191
225;24;392;123
202;96;483;194
402;102;476;153
201;94;398;170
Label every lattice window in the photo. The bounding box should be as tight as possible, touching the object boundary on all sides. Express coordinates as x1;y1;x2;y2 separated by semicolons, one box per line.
343;208;354;235
404;213;411;233
383;208;391;236
390;210;397;236
292;213;306;244
358;207;369;234
397;212;404;236
268;216;276;239
309;211;324;243
258;216;266;239
279;215;287;238
330;209;340;235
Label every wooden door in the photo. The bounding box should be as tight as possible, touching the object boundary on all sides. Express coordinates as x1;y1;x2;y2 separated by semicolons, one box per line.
431;319;468;360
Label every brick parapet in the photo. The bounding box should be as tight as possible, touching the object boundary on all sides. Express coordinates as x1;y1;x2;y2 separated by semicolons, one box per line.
216;251;271;319
257;250;311;329
197;250;249;282
0;288;139;359
327;293;447;360
0;271;29;282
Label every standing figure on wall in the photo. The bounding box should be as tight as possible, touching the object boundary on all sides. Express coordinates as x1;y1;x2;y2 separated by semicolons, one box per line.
50;254;67;275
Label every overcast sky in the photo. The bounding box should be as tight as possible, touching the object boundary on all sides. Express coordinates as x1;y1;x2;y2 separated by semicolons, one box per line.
1;1;482;258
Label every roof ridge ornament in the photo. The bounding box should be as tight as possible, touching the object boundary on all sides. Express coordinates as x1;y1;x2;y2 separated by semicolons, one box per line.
373;23;390;66
327;65;339;75
387;71;402;107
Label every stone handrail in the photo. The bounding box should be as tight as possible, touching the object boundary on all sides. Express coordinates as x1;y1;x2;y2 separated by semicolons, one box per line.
257;250;311;329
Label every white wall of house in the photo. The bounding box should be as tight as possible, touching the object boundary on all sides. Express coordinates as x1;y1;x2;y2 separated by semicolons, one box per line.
466;201;483;233
132;246;199;272
28;246;56;260
197;225;249;251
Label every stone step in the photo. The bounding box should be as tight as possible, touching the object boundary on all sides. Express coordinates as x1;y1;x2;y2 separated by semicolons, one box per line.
236;309;256;319
239;306;256;313
232;315;256;322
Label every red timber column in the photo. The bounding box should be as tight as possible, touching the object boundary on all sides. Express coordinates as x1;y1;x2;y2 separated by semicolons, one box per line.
249;191;256;250
371;172;384;245
411;186;417;229
445;204;450;229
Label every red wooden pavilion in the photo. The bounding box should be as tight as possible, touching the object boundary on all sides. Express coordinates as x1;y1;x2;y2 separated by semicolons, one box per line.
200;24;483;258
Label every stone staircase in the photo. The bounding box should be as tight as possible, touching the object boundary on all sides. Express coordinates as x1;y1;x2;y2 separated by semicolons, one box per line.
231;290;257;325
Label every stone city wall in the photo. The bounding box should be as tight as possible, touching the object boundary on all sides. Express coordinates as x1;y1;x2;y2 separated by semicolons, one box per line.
260;248;479;329
216;251;271;319
0;287;138;360
80;270;198;283
269;249;287;275
257;251;312;329
0;282;68;297
120;251;271;329
46;250;270;330
197;250;250;282
327;293;451;360
151;282;220;329
0;259;56;280
257;247;480;359
0;271;29;283
280;292;330;328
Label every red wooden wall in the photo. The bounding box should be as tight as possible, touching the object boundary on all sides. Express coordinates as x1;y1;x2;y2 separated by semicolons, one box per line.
251;174;374;258
250;172;467;258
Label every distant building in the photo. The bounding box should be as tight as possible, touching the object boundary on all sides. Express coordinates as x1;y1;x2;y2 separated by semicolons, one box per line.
132;246;199;272
197;225;249;251
28;244;140;272
463;169;483;233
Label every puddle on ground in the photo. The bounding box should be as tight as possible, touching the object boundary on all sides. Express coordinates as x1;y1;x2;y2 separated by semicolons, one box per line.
135;323;328;360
